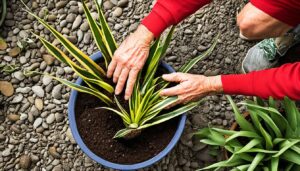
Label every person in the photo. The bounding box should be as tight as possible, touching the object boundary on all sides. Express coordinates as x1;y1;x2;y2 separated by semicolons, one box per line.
106;0;300;106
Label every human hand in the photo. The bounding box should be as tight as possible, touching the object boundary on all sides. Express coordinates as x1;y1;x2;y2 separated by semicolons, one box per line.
107;25;154;100
160;73;223;108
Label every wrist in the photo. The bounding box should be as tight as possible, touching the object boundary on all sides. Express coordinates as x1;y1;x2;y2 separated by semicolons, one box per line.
135;25;155;44
207;75;223;93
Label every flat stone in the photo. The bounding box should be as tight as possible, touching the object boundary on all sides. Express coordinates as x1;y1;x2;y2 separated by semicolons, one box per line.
9;47;21;57
55;113;64;122
103;1;114;10
43;54;55;65
11;94;23;103
20;113;28;121
66;13;76;23
32;86;45;98
33;117;43;129
56;1;68;9
80;22;89;32
49;146;61;159
19;155;31;169
112;7;123;17
117;0;128;7
47;14;57;22
35;98;43;110
2;148;11;157
16;87;31;94
46;114;55;124
7;114;20;122
52;84;62;99
72;15;82;30
14;71;25;81
0;81;14;97
66;128;76;144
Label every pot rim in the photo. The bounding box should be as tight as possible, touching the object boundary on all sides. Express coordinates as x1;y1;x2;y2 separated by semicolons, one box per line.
68;51;187;170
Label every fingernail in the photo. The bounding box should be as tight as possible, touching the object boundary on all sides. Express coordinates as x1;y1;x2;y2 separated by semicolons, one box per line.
115;90;120;95
124;95;129;100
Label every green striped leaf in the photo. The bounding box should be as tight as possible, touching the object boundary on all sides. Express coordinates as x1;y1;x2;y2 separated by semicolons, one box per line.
273;139;300;157
234;139;262;154
82;1;112;67
179;33;219;73
98;107;131;125
225;131;261;143
27;10;105;77
248;153;265;171
281;149;300;165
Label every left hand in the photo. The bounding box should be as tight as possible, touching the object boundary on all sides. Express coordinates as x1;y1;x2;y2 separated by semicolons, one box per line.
160;73;223;108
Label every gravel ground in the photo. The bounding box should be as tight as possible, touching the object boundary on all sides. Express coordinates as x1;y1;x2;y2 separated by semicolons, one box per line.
0;0;255;170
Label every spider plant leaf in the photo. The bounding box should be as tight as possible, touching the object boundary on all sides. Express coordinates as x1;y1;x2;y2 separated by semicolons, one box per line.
38;35;114;93
145;96;178;118
273;139;300;157
0;0;7;27
271;157;279;171
113;128;135;139
200;139;223;146
225;131;261;143
139;101;200;129
245;148;278;154
280;149;300;165
160;26;175;59
211;127;238;136
48;76;112;105
197;154;245;170
234;139;262;154
113;96;130;118
233;164;251;171
179;33;219;73
27;10;106;77
93;0;117;55
291;145;300;154
248;153;265;171
145;37;160;69
227;96;256;132
82;1;112;67
98;107;131;125
283;97;298;131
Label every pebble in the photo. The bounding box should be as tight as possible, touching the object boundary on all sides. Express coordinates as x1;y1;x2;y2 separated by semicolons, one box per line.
66;13;76;23
2;148;11;157
14;71;25;81
52;84;62;99
11;94;23;103
35;98;44;110
80;22;89;32
20;113;28;121
113;7;123;17
33;118;43;129
7;114;20;122
0;81;14;97
66;128;76;144
46;114;55;124
56;1;68;9
55;113;64;122
47;14;57;22
9;47;21;57
43;54;55;65
32;86;45;98
19;155;31;169
117;0;128;7
72;15;82;30
19;56;27;64
49;146;61;159
42;76;53;86
83;33;91;44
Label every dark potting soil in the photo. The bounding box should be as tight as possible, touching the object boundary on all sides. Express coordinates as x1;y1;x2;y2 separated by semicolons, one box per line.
75;65;179;164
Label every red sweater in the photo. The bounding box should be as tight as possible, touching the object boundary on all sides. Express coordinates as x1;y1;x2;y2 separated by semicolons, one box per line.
141;0;300;100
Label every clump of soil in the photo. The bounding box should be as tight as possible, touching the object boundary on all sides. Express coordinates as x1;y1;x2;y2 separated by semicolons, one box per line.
75;63;179;164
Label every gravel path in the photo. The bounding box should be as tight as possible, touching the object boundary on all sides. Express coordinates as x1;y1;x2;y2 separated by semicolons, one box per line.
0;0;254;170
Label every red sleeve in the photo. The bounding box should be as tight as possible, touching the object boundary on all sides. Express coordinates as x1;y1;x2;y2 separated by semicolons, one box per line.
141;0;211;37
250;0;300;27
221;62;300;100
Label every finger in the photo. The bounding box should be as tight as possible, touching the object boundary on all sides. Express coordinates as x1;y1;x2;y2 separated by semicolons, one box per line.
124;69;139;100
160;84;184;97
107;59;117;78
113;63;123;83
162;73;187;83
115;67;130;95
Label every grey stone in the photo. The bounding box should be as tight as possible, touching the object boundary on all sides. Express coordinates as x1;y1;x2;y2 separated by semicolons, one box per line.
56;1;68;9
2;148;11;157
80;22;89;32
42;76;53;86
14;71;25;81
16;87;31;94
66;13;76;23
103;1;114;10
33;118;43;129
72;15;82;30
112;7;123;17
32;86;45;98
117;0;128;7
11;94;23;103
52;84;62;99
46;114;55;124
55;113;64;122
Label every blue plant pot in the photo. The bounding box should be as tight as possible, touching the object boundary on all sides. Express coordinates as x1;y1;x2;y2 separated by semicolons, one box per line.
68;51;187;170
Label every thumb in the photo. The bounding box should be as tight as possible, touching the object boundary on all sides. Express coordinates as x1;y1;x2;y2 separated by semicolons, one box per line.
162;72;187;83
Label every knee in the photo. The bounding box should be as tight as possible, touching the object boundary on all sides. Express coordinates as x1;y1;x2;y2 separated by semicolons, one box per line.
237;15;258;40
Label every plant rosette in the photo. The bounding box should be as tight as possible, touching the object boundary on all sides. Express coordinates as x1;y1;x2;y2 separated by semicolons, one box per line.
24;0;219;169
195;96;300;171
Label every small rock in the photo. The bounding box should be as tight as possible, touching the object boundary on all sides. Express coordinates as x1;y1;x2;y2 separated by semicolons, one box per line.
47;14;57;22
103;1;114;10
11;94;23;103
20;113;28;121
49;146;61;159
35;98;43;110
2;149;11;157
16;87;31;94
32;86;45;98
66;13;76;23
66;128;76;144
117;0;128;7
19;155;31;169
56;1;68;9
9;47;21;57
33;118;43;129
0;81;14;97
0;38;7;50
7;114;20;122
42;76;53;86
80;22;89;32
46;114;55;124
52;84;62;99
14;71;25;81
43;54;55;65
55;113;64;122
72;15;82;30
129;23;139;32
112;7;123;17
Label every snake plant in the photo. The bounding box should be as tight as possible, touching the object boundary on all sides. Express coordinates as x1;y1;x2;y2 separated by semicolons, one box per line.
27;0;219;139
195;96;300;171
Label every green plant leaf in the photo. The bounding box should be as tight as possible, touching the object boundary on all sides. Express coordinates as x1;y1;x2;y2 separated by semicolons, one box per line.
270;157;279;171
234;139;262;154
139;101;200;129
98;107;131;125
113;128;135;139
27;10;106;77
179;33;219;73
281;149;300;165
273;139;300;157
225;131;261;143
248;153;265;171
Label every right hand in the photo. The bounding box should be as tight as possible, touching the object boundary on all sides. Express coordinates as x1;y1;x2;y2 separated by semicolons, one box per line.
107;25;154;100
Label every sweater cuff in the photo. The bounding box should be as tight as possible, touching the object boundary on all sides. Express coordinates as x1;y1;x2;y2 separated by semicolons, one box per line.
221;74;255;96
141;3;176;37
